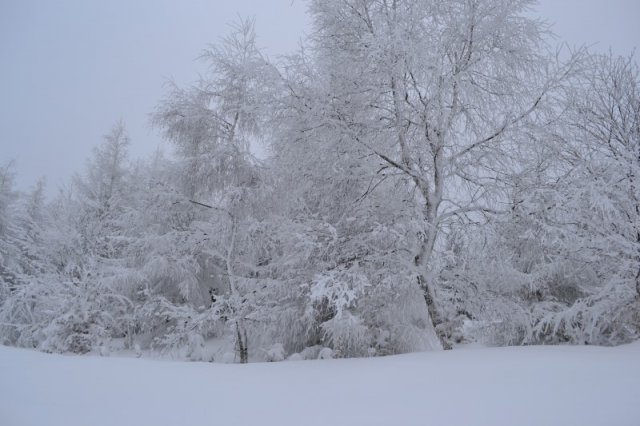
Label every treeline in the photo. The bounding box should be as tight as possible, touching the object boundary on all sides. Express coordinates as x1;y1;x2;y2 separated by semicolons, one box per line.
1;0;639;361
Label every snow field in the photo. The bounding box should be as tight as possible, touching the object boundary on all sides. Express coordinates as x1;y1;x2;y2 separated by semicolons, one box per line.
1;342;639;426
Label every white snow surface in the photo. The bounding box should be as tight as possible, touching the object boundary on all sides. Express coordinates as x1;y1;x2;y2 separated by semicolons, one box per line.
1;343;639;426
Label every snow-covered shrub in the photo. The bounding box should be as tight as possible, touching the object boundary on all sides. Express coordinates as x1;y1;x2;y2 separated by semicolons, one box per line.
131;296;222;358
531;283;640;346
0;271;131;354
299;345;322;360
317;347;334;360
308;269;372;357
319;312;369;358
264;343;286;362
287;352;303;361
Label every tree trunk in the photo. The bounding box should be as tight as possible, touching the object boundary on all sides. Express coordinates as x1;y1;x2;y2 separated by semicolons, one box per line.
227;217;249;363
415;222;452;350
235;321;248;364
419;275;451;350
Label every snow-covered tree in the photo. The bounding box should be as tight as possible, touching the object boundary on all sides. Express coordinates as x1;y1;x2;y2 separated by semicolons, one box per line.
0;163;19;299
153;17;272;199
278;0;581;348
2;3;638;360
528;52;640;345
150;18;280;362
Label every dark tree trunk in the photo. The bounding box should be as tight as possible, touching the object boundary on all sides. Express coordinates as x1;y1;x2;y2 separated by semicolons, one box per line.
417;273;452;350
236;321;248;364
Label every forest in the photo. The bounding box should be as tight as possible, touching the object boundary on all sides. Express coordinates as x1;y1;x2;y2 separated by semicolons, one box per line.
1;0;639;363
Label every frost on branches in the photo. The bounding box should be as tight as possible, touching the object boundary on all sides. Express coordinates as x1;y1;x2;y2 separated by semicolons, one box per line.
1;1;639;361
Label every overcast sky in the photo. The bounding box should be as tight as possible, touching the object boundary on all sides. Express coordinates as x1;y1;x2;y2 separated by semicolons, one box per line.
1;0;639;193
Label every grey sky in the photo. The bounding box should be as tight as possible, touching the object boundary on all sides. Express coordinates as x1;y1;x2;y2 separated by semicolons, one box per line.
1;0;638;193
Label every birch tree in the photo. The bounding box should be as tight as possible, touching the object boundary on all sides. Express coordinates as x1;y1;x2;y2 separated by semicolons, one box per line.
153;18;278;362
292;0;580;348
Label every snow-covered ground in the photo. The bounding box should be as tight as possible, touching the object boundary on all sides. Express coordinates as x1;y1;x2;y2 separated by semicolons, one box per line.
1;343;639;426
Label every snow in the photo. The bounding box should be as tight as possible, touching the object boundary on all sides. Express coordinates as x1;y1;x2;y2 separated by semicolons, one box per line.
1;343;639;426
